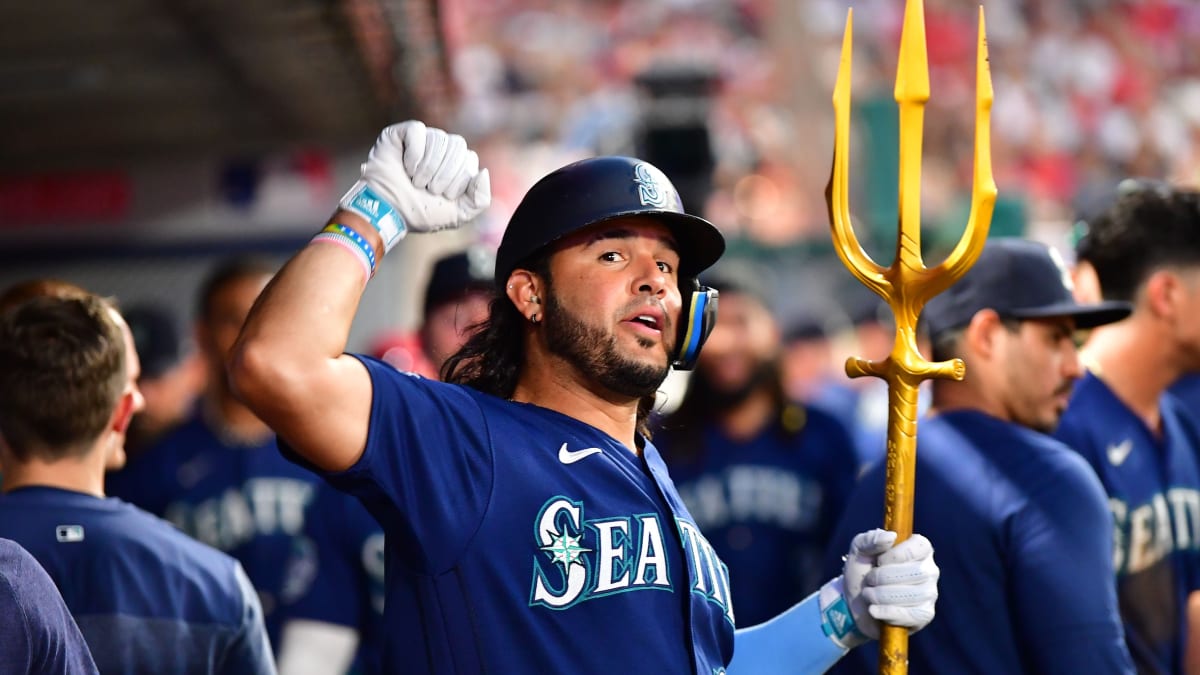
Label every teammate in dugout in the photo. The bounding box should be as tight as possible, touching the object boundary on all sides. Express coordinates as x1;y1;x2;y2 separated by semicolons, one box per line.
228;121;939;673
1057;185;1200;674
106;259;324;651
824;238;1135;675
0;293;275;674
1070;178;1200;427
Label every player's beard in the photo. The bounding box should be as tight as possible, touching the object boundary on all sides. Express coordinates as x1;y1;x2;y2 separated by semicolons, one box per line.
542;290;670;399
692;356;778;411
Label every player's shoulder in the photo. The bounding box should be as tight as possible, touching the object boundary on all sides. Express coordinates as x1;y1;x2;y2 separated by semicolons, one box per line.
0;537;51;589
354;352;487;407
76;500;237;575
104;503;249;619
923;411;1084;472
1058;372;1125;433
1164;391;1200;433
0;538;66;630
777;403;860;475
1055;377;1144;468
793;401;853;437
994;421;1109;505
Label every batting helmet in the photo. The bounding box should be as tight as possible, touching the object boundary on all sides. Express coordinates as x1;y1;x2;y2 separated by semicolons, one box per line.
494;156;725;370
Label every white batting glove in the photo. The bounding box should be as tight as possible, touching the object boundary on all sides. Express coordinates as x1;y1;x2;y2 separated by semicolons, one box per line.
339;120;491;253
818;529;939;650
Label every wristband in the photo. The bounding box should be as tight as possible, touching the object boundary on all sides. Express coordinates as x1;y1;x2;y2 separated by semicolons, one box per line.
322;222;377;272
339;180;407;253
310;232;371;285
818;576;867;649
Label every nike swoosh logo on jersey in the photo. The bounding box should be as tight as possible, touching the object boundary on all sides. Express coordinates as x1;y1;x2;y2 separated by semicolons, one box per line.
1107;439;1134;466
558;443;603;464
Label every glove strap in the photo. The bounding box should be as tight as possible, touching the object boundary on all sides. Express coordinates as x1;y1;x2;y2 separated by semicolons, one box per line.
818;576;867;650
339;180;407;253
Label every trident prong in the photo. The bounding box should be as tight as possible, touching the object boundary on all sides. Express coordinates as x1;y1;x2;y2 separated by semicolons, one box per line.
826;3;995;674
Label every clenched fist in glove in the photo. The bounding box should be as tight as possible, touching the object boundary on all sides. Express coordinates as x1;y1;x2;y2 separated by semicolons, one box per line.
340;121;491;253
819;529;939;649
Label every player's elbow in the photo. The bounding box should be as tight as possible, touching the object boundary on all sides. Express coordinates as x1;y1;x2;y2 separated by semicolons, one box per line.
228;337;301;414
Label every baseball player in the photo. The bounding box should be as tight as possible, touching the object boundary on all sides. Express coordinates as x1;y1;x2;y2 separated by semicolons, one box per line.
654;275;859;626
420;248;495;376
275;249;493;675
105;258;324;650
823;238;1135;674
229;121;939;673
0;293;275;674
1057;186;1200;673
0;537;98;674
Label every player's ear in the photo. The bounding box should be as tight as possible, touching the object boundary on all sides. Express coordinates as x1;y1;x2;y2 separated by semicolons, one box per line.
963;308;1003;362
505;269;543;322
110;390;136;435
1142;269;1179;320
1071;260;1102;304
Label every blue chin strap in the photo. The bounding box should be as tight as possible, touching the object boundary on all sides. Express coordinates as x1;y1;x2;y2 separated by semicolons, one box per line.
672;282;719;370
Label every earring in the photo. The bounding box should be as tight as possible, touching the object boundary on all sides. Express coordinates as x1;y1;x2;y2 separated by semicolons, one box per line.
531;313;540;323
530;294;540;304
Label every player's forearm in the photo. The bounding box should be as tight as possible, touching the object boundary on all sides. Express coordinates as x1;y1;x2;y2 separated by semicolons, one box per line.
728;592;847;675
229;211;380;409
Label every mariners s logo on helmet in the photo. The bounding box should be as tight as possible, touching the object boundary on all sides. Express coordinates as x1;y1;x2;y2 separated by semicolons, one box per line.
633;163;678;210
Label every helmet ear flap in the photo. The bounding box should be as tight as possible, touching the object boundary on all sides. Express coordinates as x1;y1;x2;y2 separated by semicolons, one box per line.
672;279;718;370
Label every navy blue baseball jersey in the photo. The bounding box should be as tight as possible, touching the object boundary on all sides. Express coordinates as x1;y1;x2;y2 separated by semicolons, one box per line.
281;481;385;674
1171;374;1200;420
0;487;274;675
654;405;857;626
0;537;98;674
1056;372;1200;674
285;356;735;673
106;408;323;649
825;410;1133;675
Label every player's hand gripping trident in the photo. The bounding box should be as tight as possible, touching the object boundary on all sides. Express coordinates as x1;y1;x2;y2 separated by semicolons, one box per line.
825;1;996;673
340;121;492;253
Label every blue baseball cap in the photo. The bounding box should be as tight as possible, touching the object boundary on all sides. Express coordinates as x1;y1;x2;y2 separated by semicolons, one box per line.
122;304;183;379
423;247;495;315
923;238;1131;339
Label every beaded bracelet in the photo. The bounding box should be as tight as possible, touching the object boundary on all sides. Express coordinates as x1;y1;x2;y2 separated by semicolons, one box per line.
311;232;372;285
322;222;377;271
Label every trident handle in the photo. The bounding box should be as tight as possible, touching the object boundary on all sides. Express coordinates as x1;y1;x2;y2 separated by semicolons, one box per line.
826;3;996;674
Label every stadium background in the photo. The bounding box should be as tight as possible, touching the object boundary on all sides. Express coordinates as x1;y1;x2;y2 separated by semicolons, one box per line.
1;0;1197;357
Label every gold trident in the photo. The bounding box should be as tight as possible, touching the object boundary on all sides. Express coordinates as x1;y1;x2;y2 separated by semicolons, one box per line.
826;2;995;673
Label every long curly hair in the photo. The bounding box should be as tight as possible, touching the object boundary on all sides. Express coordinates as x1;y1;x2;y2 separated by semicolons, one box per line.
441;253;657;440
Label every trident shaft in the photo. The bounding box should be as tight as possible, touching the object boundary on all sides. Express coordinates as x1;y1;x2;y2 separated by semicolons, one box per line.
826;2;996;673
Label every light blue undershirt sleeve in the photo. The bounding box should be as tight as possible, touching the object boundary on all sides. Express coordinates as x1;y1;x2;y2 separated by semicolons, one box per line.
728;591;850;675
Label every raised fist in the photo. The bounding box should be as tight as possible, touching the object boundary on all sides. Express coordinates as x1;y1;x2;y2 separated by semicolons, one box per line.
340;121;491;252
